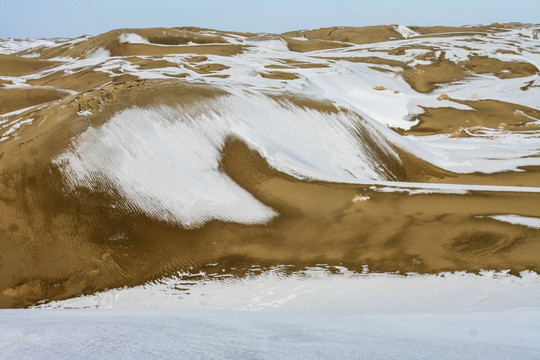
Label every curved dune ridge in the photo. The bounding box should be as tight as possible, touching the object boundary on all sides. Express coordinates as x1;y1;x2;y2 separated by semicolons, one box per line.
53;93;401;227
0;23;539;308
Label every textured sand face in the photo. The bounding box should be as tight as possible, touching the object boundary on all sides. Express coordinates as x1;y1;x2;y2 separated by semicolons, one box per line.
0;24;539;308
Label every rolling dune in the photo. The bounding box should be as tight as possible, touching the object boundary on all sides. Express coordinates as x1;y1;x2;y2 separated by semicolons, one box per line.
1;23;539;308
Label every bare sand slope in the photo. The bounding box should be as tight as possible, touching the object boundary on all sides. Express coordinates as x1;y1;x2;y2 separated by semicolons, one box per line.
0;87;70;114
0;54;60;76
282;25;405;44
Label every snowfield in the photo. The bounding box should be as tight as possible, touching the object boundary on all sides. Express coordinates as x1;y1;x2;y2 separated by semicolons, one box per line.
1;309;539;359
21;269;539;359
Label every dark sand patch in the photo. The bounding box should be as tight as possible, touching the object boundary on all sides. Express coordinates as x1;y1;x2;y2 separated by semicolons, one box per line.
184;63;229;74
465;56;538;79
165;73;190;79
260;71;299;80
140;28;228;46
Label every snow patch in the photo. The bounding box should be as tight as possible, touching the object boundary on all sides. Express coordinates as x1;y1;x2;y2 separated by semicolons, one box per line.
395;25;419;39
409;128;540;174
119;33;149;45
484;214;540;229
0;38;57;54
85;47;111;59
369;185;468;195
38;268;540;314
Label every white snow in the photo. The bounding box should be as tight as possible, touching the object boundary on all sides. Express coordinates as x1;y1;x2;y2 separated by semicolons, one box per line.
27;267;540;357
522;50;540;71
0;38;58;54
77;109;93;116
118;33;149;45
39;268;540;314
484;214;540;229
437;75;540;110
395;25;419;39
85;47;111;59
244;37;290;52
1;309;539;360
409;128;540;173
369;180;540;193
22;267;540;359
444;46;470;63
369;185;469;195
0;117;35;141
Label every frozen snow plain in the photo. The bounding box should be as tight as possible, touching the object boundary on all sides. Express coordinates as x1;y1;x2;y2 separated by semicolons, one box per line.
1;309;539;359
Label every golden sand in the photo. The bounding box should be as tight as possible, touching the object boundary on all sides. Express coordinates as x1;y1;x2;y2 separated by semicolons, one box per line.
282;25;404;45
400;99;540;136
260;71;300;80
0;88;68;114
0;54;59;76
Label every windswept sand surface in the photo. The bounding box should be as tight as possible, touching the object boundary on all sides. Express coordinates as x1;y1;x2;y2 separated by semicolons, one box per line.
0;23;539;308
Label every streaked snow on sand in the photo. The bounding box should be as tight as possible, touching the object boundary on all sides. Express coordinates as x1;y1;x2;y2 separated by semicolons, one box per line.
53;91;540;226
485;214;540;229
118;33;149;44
54;94;400;227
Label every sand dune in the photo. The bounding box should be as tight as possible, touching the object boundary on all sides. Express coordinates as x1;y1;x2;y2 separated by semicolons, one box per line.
1;23;539;308
282;25;405;44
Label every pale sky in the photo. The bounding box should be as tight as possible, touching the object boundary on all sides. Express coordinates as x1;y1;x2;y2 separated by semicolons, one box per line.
1;0;539;38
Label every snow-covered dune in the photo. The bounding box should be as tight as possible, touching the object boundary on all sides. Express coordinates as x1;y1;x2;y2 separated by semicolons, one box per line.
1;23;539;312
